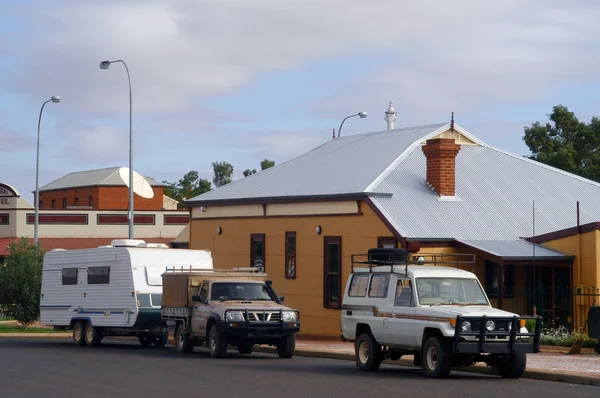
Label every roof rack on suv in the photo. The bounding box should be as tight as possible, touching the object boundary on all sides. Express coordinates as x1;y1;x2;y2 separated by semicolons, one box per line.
350;248;475;274
163;265;265;275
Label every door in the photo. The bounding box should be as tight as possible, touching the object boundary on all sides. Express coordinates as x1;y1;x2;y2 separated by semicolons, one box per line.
323;236;342;309
383;278;416;347
191;282;209;336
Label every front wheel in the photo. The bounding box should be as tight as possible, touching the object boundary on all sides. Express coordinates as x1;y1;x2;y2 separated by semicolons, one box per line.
175;323;194;353
276;335;295;358
72;321;87;346
496;354;527;379
422;336;452;378
355;333;382;371
208;325;228;358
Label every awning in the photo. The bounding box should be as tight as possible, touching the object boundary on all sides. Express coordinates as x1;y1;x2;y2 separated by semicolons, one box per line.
456;239;575;262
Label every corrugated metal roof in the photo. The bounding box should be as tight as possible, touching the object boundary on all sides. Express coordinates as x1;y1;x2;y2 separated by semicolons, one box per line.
457;240;573;260
371;145;600;240
39;167;163;192
186;123;449;203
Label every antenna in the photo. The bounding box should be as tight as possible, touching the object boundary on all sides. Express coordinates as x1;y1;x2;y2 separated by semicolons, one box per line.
332;128;335;139
118;167;154;199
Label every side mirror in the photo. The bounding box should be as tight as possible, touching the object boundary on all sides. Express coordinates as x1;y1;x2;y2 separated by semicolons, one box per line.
279;296;285;302
191;295;201;302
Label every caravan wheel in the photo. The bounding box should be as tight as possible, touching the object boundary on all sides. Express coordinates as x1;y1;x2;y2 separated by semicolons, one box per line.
84;324;103;346
72;321;87;346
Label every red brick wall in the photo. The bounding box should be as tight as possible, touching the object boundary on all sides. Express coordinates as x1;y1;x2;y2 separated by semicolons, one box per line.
39;186;165;210
421;138;461;196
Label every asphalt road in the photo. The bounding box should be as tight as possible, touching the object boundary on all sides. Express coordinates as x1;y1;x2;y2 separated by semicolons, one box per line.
0;338;597;398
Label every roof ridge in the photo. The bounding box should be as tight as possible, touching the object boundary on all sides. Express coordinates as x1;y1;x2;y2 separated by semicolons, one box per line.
483;145;600;189
335;122;448;141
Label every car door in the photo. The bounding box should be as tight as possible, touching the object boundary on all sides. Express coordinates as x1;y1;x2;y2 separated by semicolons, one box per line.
191;281;209;336
384;278;417;347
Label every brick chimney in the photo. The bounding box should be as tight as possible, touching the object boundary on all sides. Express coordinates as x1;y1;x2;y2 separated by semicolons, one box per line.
421;138;461;197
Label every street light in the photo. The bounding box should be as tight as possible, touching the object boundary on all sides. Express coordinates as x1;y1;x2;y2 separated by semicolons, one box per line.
99;59;134;240
337;112;367;138
34;96;61;246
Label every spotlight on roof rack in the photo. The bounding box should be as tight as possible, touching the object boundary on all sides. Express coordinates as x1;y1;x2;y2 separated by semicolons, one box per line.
416;256;426;265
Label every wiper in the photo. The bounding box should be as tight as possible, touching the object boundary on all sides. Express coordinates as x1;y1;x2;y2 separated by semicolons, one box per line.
459;302;487;306
430;302;462;306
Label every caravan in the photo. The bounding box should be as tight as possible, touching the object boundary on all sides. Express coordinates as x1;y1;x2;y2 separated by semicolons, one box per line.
39;239;213;347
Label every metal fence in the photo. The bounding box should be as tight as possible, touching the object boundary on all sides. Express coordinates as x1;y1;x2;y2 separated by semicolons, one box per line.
485;285;600;333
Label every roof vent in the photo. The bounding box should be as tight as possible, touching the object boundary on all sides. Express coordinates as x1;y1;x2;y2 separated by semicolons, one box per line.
384;102;397;130
110;239;147;247
138;243;169;248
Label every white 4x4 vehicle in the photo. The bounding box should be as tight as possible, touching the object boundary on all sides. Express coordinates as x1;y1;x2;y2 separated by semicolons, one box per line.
340;248;541;379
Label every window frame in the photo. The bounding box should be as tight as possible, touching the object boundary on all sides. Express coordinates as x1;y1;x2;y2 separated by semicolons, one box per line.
485;260;515;298
250;233;265;271
61;268;78;285
348;274;369;297
323;236;342;309
285;231;296;279
368;274;391;298
62;198;67;209
87;266;110;285
394;278;414;307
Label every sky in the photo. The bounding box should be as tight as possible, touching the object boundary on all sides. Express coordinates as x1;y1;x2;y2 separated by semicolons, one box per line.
1;0;599;203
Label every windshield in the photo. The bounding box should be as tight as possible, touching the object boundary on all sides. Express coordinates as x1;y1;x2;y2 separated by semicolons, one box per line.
210;282;274;302
415;277;489;306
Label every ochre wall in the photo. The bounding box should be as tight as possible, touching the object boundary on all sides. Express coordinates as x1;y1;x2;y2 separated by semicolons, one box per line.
542;231;599;288
189;201;394;337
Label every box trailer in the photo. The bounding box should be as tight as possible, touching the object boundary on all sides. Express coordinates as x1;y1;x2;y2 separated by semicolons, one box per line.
39;239;213;347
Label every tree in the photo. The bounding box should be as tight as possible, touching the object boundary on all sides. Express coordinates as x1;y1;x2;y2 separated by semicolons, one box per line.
212;161;234;187
163;171;211;208
243;169;257;177
0;238;45;327
261;159;276;170
523;105;600;182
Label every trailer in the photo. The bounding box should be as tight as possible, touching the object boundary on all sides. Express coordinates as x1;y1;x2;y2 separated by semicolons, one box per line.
39;239;213;347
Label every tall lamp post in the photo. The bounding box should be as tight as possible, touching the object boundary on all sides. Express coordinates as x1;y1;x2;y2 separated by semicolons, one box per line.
99;59;134;240
34;96;60;246
337;111;367;138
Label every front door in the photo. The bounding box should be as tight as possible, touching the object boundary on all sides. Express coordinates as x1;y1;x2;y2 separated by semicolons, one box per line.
191;282;209;336
385;278;417;347
323;236;342;309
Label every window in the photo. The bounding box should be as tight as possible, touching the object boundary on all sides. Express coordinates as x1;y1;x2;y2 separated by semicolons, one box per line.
323;236;342;308
378;237;397;248
285;231;296;279
395;279;413;306
250;234;265;270
51;200;56;209
88;266;110;284
416;277;488;305
62;198;67;209
485;261;515;297
74;197;79;206
62;268;78;285
39;200;43;208
89;196;93;207
199;282;209;302
348;274;369;297
368;274;390;298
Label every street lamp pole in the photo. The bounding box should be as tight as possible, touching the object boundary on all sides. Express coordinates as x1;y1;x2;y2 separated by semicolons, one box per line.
100;60;134;240
34;96;60;246
337;111;367;138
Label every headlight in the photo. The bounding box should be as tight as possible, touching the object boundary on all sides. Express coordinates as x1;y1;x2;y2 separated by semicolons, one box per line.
461;321;472;332
282;311;298;322
486;320;495;331
226;311;244;322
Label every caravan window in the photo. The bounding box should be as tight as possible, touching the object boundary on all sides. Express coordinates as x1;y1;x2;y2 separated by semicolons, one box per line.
62;268;78;285
88;266;110;284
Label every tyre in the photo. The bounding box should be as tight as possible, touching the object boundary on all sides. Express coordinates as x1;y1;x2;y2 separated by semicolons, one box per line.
175;323;194;354
208;325;228;358
84;324;103;346
237;343;254;354
138;334;153;347
153;333;169;347
389;350;402;361
276;334;295;359
355;333;382;371
422;336;452;378
496;354;527;379
72;321;87;346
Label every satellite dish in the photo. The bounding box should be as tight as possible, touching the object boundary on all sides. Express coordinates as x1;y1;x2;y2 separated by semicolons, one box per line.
118;167;155;199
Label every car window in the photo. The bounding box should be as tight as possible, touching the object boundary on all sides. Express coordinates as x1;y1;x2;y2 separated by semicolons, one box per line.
348;274;369;297
395;279;413;307
368;274;390;298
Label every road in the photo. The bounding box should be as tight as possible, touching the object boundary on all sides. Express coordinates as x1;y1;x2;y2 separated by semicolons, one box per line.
0;338;597;398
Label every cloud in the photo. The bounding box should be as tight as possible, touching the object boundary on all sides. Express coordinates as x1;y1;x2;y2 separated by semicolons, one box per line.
0;128;35;151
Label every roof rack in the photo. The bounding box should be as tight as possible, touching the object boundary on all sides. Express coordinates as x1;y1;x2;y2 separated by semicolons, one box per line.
163;265;266;276
350;248;475;275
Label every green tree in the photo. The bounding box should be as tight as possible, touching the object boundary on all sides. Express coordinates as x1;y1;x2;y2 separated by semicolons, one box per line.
243;169;257;177
212;161;234;187
523;105;600;182
0;238;45;327
163;171;211;207
260;159;276;170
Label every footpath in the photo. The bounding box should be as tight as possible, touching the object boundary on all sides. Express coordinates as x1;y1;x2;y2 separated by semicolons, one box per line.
1;322;598;387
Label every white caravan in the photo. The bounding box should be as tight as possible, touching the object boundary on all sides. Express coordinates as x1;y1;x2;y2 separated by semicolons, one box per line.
40;239;213;347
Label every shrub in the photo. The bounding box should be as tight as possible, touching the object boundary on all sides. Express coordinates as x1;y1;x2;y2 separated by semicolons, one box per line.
540;325;598;349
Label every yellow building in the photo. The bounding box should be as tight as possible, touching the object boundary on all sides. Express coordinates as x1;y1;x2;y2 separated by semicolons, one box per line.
185;117;600;337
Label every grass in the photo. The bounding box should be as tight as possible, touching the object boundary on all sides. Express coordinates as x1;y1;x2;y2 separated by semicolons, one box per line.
0;324;64;333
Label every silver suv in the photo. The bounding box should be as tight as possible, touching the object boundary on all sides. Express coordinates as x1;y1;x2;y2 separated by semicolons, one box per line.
340;248;541;379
